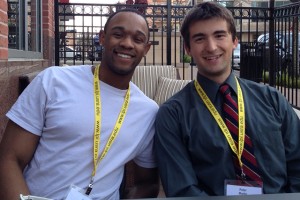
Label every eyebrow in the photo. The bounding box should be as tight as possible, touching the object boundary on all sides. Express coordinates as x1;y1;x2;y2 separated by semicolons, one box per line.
191;30;228;39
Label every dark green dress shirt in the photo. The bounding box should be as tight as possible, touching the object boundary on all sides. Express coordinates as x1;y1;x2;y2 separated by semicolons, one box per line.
154;72;300;197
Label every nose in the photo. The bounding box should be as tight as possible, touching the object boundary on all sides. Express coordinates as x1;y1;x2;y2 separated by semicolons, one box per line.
120;36;134;49
206;37;217;52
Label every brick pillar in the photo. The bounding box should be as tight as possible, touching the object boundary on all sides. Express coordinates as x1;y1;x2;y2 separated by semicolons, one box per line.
43;0;55;66
0;1;8;60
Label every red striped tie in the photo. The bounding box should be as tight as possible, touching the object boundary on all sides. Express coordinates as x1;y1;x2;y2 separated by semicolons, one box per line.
219;84;262;186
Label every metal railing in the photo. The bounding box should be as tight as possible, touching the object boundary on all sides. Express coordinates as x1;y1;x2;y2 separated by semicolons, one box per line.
54;1;300;108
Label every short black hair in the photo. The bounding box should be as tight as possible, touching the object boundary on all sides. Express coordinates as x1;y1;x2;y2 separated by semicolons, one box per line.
104;8;150;42
180;2;236;49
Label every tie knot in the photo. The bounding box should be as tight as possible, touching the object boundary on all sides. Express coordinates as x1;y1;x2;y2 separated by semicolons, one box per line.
219;83;231;96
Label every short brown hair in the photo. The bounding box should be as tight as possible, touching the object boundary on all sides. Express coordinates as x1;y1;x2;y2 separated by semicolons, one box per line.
180;2;236;49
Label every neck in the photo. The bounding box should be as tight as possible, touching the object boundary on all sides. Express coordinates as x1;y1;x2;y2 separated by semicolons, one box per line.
92;65;131;90
99;74;130;90
198;69;231;85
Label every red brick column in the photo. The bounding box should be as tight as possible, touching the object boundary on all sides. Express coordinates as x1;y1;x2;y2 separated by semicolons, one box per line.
43;0;55;66
0;1;8;60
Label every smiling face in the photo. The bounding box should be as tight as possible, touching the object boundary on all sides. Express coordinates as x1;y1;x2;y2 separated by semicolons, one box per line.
100;11;151;77
185;18;238;84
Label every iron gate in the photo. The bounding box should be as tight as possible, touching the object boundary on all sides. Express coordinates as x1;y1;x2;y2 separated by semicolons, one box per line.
54;1;191;67
55;1;300;108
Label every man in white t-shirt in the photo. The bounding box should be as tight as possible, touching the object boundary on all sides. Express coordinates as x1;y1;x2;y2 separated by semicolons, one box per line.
0;9;159;200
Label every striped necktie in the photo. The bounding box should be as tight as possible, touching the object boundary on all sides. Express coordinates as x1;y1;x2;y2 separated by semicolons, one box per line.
219;83;262;185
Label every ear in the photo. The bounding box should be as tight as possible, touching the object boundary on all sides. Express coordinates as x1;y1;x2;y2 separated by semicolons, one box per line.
184;42;191;56
233;37;239;49
143;42;152;56
99;30;104;45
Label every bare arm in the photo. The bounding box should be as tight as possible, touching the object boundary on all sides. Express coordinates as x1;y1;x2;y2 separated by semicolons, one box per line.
0;120;40;199
121;161;159;199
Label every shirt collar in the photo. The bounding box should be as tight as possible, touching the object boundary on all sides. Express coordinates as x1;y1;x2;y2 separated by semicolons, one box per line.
196;72;237;101
224;73;238;96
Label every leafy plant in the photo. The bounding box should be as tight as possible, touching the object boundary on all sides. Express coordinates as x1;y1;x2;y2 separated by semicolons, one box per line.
262;70;269;82
183;54;191;63
262;70;300;87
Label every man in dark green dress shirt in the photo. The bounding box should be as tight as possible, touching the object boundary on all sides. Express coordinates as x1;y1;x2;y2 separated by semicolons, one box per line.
154;2;300;197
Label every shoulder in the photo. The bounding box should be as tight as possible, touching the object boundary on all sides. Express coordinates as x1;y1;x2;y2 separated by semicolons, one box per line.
157;82;195;115
41;65;92;77
38;65;92;84
163;81;195;106
237;78;293;117
238;78;283;98
130;82;159;110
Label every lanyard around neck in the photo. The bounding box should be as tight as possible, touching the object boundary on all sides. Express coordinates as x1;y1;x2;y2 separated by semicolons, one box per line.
194;77;245;169
88;64;130;192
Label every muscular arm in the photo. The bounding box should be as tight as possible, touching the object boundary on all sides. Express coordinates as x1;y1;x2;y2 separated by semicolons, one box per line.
121;161;159;199
0;120;40;199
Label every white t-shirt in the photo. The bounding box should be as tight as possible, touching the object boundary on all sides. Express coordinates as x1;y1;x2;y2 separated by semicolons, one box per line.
7;65;158;200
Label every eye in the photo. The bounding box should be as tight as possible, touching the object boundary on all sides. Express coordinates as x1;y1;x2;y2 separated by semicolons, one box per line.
194;37;204;42
216;33;226;39
135;37;145;44
113;32;123;38
133;33;147;44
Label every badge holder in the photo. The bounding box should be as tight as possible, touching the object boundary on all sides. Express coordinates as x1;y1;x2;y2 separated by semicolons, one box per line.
20;194;53;200
224;179;263;196
64;185;92;200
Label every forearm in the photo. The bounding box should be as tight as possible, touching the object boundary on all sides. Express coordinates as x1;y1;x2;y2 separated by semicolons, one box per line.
0;161;30;199
122;181;159;199
0;121;39;199
121;162;159;199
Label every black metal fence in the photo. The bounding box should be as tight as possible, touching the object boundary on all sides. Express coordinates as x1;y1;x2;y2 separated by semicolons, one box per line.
54;2;300;108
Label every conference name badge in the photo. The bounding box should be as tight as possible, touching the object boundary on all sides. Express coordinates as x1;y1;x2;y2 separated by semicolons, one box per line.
224;180;263;196
64;185;92;200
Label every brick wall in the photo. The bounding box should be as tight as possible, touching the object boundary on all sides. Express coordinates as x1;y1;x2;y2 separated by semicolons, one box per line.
43;0;55;66
0;1;8;60
0;1;54;138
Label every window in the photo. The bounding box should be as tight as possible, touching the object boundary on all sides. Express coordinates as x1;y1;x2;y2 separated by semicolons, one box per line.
251;1;268;8
251;1;289;8
216;0;234;7
7;0;42;59
275;1;290;7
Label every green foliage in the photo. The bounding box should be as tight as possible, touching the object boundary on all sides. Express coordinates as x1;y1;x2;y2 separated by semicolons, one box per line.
183;54;191;63
277;73;300;88
262;70;269;82
262;70;300;88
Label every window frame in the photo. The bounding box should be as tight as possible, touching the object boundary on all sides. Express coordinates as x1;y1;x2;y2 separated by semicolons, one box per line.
8;0;43;59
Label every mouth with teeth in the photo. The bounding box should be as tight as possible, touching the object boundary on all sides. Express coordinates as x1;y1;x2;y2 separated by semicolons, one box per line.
116;51;134;59
204;54;222;60
118;53;131;59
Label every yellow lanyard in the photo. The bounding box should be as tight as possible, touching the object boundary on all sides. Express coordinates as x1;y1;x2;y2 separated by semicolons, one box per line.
194;77;245;171
86;64;130;195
